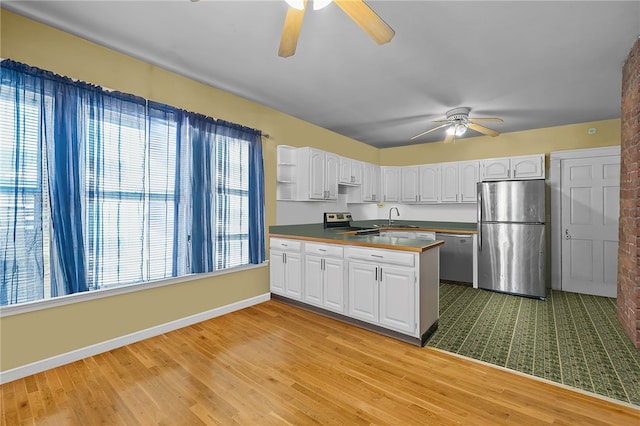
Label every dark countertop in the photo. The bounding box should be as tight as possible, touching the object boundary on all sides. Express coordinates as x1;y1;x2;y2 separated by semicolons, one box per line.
269;220;476;253
350;220;477;234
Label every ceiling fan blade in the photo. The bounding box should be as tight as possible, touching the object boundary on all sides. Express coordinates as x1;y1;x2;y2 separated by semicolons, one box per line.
334;0;395;45
409;123;450;141
468;122;500;137
278;1;307;58
444;133;455;144
468;117;503;123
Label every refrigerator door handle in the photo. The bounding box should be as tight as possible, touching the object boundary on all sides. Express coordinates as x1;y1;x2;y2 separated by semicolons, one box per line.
477;188;482;251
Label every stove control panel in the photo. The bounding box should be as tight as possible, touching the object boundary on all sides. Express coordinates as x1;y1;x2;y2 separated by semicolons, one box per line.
324;212;353;227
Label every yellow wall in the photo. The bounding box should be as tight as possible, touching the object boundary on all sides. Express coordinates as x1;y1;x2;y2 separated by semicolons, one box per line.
0;9;621;374
381;119;620;167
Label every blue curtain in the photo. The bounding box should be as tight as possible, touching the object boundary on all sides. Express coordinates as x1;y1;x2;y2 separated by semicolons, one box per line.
183;111;217;273
46;80;89;296
247;130;266;265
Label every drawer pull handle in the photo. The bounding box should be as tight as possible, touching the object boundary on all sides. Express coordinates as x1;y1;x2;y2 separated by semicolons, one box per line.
319;249;326;252
371;254;383;258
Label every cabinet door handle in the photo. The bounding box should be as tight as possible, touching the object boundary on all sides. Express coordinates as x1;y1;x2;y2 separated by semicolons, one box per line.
283;253;286;263
379;267;382;282
375;267;378;281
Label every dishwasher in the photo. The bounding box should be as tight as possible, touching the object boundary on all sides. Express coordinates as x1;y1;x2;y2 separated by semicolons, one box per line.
436;233;473;283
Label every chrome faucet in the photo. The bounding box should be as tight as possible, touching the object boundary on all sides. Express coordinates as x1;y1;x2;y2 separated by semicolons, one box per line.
388;207;400;226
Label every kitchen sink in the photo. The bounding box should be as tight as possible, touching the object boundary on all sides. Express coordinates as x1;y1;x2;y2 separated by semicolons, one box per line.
354;228;381;236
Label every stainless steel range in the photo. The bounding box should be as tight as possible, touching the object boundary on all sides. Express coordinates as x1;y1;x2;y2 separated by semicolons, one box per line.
323;212;354;229
323;212;380;235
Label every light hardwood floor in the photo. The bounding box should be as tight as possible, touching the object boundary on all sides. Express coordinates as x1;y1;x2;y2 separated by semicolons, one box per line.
2;299;640;425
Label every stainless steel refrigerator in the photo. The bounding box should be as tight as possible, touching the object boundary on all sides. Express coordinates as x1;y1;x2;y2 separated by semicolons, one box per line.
477;179;546;299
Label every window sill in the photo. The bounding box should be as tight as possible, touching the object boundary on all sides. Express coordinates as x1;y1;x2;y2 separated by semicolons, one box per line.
0;261;269;318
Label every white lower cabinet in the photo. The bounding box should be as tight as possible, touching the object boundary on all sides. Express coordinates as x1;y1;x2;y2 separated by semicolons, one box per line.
348;261;379;323
270;239;302;300
272;238;438;344
347;247;417;335
303;242;346;314
379;266;415;333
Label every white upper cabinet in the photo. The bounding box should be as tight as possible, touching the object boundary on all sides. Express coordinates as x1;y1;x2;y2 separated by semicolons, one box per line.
339;156;362;185
360;162;380;202
440;162;460;203
481;154;545;181
381;166;401;202
418;164;440;203
459;160;480;203
511;154;545;179
297;147;339;201
325;152;339;199
481;157;511;180
401;166;420;203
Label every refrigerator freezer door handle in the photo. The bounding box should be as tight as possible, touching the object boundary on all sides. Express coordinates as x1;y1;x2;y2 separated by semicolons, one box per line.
477;189;482;251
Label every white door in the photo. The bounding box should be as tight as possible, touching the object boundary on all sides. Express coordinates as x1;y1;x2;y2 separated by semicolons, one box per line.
379;266;415;334
323;257;345;313
348;261;378;323
561;156;620;297
303;255;323;306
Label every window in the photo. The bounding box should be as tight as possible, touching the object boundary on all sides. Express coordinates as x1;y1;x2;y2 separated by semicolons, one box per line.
0;60;265;306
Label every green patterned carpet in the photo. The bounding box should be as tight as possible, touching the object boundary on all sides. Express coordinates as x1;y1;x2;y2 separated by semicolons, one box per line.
427;283;640;406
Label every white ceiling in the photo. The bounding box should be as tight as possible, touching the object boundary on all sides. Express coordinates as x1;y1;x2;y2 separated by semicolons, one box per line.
4;0;639;148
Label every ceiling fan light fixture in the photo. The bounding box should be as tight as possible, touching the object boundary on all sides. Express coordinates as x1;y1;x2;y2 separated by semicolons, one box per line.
446;124;468;137
285;0;305;10
313;0;333;10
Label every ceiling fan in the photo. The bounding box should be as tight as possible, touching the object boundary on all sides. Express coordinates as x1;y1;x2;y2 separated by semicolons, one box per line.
410;107;503;143
279;0;395;58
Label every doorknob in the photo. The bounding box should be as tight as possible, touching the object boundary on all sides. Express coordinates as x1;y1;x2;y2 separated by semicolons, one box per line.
564;229;572;240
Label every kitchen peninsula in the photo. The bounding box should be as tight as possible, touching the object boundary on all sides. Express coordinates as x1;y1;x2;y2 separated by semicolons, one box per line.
269;220;475;346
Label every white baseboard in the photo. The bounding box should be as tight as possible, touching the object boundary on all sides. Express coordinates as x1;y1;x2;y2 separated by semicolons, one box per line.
0;293;271;385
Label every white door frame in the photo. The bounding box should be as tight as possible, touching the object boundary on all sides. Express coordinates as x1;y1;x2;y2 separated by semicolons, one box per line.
549;146;621;291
